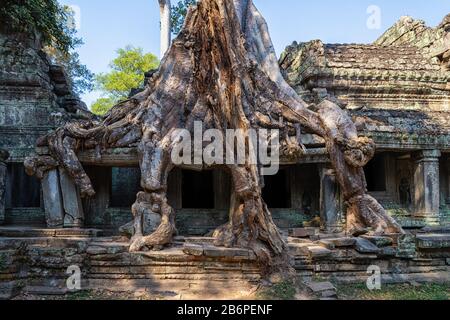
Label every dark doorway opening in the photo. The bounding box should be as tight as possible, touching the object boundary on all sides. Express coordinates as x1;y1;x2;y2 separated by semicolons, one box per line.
110;167;141;208
262;169;291;208
182;170;214;209
6;163;41;208
364;154;387;192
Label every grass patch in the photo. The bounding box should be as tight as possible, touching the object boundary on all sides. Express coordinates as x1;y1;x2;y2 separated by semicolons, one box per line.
256;281;297;300
337;283;449;300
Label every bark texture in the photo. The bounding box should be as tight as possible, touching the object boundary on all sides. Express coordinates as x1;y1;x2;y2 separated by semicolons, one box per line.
25;0;404;272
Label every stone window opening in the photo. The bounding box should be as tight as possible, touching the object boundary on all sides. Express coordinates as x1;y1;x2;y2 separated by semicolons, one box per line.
181;170;215;209
262;168;291;209
109;167;142;208
6;163;41;208
364;154;387;192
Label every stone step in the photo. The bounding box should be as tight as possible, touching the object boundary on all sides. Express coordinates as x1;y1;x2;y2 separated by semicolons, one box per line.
416;233;450;249
25;286;68;296
0;227;103;238
0;281;21;300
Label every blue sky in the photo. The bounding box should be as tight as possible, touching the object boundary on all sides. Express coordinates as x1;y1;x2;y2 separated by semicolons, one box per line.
57;0;450;106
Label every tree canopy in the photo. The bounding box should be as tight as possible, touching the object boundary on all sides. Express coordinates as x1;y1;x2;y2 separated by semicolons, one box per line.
171;0;197;35
0;1;94;96
91;46;159;115
1;0;74;54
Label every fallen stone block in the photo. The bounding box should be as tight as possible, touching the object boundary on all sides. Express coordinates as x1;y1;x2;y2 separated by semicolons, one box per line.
355;238;380;254
307;281;336;294
308;246;332;259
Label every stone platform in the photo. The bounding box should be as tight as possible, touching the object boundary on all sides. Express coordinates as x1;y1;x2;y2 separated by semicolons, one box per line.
0;232;261;299
0;226;449;299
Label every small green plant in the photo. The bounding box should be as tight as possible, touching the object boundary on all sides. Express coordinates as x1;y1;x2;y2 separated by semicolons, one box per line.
256;281;297;300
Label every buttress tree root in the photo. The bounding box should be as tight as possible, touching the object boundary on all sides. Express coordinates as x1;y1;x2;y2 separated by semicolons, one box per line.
25;0;404;273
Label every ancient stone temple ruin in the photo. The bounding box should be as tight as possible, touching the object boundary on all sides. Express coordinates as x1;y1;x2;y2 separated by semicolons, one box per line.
0;3;449;298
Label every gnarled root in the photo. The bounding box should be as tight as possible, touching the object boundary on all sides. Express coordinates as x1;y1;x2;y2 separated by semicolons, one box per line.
130;190;177;252
213;166;291;276
346;194;405;236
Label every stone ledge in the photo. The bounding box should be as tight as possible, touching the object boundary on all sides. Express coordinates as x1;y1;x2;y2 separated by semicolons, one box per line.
416;233;450;249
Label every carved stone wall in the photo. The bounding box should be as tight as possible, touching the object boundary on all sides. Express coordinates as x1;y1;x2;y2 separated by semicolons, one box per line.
0;30;90;226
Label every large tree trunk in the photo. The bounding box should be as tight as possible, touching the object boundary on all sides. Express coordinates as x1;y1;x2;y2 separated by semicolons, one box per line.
25;0;404;276
158;0;171;57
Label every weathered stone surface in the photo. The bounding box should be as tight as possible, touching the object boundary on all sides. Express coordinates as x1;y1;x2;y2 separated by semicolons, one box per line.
288;243;311;256
379;247;397;257
416;234;450;249
361;236;394;248
413;151;441;225
59;169;84;228
308;246;332;259
320;167;342;233
0;281;21;300
41;170;64;228
203;246;251;259
307;281;337;298
0;150;8;225
25;286;68;296
119;212;161;238
289;228;317;238
354;238;380;254
183;244;204;256
319;237;356;249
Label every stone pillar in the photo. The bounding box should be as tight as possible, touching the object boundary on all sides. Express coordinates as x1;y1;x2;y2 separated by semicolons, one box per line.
413;150;441;224
445;157;450;204
319;166;342;233
0;149;9;225
42;170;65;228
59;168;84;228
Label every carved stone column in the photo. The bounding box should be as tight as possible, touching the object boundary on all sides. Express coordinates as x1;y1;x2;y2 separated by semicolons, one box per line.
0;149;9;225
42;170;65;228
319;166;343;233
59;168;84;228
413;150;441;225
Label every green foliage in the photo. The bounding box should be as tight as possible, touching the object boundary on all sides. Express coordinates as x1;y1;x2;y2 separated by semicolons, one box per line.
171;0;197;35
44;6;94;96
1;2;94;96
337;283;450;300
0;0;73;54
91;98;116;116
91;46;159;115
256;281;297;300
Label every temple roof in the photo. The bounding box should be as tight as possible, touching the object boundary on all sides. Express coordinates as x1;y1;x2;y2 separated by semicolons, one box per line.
280;14;450;141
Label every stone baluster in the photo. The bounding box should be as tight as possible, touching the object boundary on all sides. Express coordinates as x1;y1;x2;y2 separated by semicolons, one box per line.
413;150;441;225
319;166;343;233
0;149;9;225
